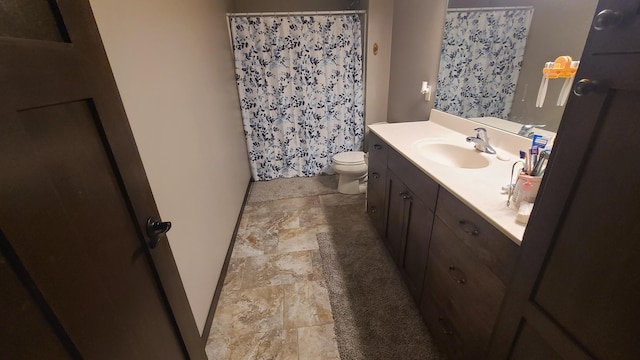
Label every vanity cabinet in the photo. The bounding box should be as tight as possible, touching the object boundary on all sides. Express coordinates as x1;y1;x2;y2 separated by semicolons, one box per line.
420;189;518;359
367;134;438;303
366;133;519;359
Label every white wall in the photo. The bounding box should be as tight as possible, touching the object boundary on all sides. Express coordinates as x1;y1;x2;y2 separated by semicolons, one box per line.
89;0;251;334
364;0;393;126
387;0;447;122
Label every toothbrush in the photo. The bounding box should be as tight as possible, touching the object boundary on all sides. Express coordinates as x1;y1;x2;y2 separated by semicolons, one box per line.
536;74;548;107
557;61;580;106
531;151;549;176
536;62;554;107
557;76;573;106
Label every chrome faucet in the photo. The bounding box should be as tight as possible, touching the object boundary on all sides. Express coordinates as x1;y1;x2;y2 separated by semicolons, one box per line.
517;124;546;138
466;127;496;154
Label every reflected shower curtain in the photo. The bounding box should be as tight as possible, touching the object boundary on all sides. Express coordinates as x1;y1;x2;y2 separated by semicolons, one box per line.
230;15;364;181
435;8;533;119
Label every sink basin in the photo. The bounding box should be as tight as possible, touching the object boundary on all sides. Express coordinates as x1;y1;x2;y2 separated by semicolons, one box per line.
413;141;490;169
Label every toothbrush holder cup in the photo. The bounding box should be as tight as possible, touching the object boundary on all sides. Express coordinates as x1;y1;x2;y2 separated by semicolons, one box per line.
509;174;542;210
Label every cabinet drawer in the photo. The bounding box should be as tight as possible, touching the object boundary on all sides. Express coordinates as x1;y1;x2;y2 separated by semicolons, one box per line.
367;131;388;165
435;189;518;285
423;218;507;358
387;147;438;210
420;293;465;360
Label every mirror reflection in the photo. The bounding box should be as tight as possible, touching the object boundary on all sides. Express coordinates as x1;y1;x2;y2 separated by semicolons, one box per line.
434;0;598;137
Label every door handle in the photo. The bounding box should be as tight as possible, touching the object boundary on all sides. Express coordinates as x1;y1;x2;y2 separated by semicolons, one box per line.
573;79;599;96
593;9;623;31
146;217;172;249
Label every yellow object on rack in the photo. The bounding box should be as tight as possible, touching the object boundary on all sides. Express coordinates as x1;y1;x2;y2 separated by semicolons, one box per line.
536;56;580;108
543;56;578;79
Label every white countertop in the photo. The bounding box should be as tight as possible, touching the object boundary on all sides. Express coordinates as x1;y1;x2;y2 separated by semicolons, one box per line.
369;110;532;245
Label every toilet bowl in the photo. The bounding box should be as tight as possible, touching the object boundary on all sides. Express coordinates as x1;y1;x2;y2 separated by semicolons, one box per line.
333;151;368;194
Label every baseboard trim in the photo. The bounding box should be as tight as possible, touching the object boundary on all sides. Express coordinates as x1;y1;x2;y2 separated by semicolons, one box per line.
201;179;253;342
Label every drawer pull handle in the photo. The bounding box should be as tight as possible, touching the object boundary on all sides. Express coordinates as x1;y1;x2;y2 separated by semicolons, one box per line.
372;172;380;179
459;220;479;236
370;206;377;214
373;144;383;150
438;316;454;336
448;265;467;285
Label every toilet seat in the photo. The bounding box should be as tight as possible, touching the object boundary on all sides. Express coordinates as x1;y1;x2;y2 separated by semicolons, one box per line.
333;151;365;165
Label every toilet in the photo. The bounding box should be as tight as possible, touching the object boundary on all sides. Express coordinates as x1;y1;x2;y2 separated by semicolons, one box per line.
332;151;368;194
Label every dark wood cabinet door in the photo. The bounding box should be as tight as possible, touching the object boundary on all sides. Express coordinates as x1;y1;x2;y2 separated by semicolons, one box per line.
489;2;640;359
0;1;203;359
399;192;433;303
384;171;406;264
384;170;434;303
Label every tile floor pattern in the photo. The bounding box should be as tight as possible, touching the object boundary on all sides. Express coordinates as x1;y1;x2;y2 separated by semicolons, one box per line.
206;185;366;359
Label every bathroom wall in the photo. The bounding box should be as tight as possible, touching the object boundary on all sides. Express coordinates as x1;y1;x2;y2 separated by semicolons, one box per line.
89;0;251;334
448;0;598;131
386;0;448;123
365;0;393;126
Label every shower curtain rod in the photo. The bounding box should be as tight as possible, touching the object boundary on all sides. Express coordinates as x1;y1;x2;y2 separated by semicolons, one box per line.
447;6;533;12
227;10;366;17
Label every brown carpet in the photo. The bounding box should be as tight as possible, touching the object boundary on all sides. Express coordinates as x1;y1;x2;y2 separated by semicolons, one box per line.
316;226;444;360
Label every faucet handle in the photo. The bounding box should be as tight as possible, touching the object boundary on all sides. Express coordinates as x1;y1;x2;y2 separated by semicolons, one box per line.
473;127;488;140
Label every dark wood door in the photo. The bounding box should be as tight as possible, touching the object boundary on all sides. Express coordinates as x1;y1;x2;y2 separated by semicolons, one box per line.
398;191;432;304
385;170;434;303
0;1;204;359
385;171;406;264
489;1;640;359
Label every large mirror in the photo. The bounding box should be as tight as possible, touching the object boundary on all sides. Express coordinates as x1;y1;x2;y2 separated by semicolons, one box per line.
434;0;598;138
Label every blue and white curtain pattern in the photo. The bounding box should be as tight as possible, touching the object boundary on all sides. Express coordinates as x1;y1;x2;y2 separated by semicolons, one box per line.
230;15;364;181
435;8;533;119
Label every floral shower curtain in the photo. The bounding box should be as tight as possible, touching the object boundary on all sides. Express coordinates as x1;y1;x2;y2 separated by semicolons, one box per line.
435;8;533;119
230;15;364;181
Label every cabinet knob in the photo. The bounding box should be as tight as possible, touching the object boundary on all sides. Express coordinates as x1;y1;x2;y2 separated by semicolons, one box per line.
370;206;377;214
448;265;467;285
459;220;479;236
593;9;623;31
400;192;411;200
372;172;380;179
373;144;383;150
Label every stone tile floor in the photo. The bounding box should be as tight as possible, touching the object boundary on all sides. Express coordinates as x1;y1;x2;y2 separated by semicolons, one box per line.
205;183;366;360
